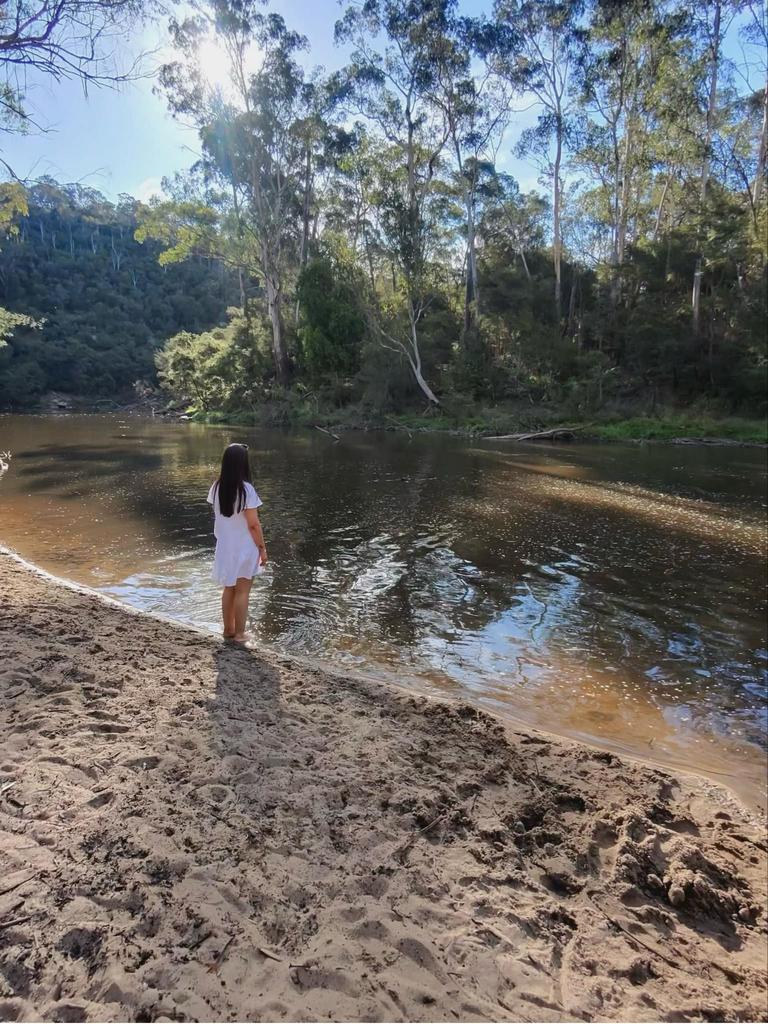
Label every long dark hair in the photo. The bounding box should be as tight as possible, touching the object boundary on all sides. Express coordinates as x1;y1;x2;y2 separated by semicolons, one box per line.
215;443;251;517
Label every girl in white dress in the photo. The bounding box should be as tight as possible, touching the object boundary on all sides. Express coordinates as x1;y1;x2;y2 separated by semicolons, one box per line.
207;443;268;642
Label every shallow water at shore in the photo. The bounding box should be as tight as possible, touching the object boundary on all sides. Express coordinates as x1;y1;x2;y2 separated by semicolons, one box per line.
1;413;766;798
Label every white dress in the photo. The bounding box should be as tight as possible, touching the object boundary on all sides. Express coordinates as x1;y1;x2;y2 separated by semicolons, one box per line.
206;481;264;586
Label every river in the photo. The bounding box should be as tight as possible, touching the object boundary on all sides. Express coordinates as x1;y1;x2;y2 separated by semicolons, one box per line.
1;414;766;802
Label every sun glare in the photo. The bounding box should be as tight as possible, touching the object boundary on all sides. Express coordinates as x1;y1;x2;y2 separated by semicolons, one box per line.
197;34;232;92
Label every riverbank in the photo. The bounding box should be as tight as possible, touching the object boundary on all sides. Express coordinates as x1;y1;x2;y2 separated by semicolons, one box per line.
1;551;767;1022
178;403;768;445
10;393;767;445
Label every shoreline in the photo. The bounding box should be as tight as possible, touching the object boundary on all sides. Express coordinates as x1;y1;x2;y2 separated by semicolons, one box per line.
1;549;767;1021
4;406;766;448
4;544;765;817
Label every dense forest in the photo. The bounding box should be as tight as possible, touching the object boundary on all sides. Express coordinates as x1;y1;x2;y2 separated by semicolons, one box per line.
0;0;766;431
0;180;238;407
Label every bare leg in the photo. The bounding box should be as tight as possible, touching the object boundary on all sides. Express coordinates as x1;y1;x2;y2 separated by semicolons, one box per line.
233;577;253;641
222;586;236;638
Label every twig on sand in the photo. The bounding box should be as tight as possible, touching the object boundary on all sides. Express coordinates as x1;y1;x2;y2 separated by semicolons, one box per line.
258;946;283;962
187;929;214;951
209;935;235;973
412;811;448;837
0;915;31;931
0;871;37;896
587;892;703;977
0;899;24;919
394;811;448;861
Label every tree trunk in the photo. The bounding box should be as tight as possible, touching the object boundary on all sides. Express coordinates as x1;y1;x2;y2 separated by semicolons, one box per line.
295;141;313;328
553;125;563;323
610;99;636;308
752;77;767;209
617;114;633;268
652;176;671;243
692;0;721;335
265;273;289;385
364;229;376;289
519;248;532;281
463;190;479;342
566;272;577;338
408;302;439;405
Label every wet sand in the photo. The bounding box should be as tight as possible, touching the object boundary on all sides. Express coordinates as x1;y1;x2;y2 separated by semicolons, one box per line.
1;550;767;1022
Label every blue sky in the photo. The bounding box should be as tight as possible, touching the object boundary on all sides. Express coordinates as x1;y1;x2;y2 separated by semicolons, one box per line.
2;1;759;204
1;0;542;202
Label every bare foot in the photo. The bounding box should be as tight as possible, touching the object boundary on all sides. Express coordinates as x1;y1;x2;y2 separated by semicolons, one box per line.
232;633;248;644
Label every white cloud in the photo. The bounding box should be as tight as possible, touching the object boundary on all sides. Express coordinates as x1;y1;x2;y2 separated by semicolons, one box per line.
135;176;164;203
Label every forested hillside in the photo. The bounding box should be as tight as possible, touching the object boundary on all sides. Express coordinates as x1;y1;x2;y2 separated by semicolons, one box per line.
0;179;238;407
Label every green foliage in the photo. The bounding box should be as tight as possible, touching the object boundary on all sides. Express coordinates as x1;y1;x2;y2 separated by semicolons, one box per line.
0;180;238;408
297;254;366;378
0;182;28;234
591;416;767;444
156;311;273;412
0;306;39;345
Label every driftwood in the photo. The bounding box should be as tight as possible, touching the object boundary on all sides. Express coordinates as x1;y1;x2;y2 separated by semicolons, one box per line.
668;436;765;447
485;427;578;442
314;425;341;442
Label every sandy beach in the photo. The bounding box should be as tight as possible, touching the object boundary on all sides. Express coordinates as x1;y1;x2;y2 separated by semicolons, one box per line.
1;549;766;1022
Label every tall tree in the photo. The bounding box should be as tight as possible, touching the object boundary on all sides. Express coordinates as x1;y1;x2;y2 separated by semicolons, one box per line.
690;0;727;335
154;1;312;384
577;0;683;311
336;0;454;406
494;0;582;325
427;11;508;351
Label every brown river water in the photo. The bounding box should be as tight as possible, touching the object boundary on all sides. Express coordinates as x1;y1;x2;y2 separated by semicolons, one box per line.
1;414;766;806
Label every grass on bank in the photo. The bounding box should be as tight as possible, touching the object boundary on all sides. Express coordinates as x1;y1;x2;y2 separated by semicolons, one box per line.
187;401;767;444
588;415;767;443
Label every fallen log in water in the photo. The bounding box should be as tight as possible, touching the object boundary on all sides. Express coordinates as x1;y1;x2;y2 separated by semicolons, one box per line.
668;436;764;447
485;427;578;442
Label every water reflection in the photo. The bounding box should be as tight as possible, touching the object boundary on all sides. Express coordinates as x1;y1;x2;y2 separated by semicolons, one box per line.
0;414;765;802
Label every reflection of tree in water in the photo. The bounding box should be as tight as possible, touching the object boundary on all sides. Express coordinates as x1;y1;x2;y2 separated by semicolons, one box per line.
254;434;472;647
250;434;526;658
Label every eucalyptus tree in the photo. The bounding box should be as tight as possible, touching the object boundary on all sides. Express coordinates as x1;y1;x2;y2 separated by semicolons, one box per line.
480;173;548;282
426;11;509;351
741;0;767;212
335;0;456;406
0;176;36;346
292;74;353;319
576;0;687;311
147;1;311;384
689;0;729;335
322;127;382;288
493;0;583;324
